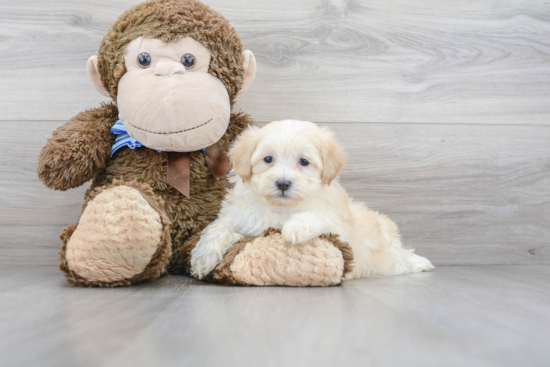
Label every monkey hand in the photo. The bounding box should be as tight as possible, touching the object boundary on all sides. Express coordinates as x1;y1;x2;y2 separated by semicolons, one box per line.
37;103;117;191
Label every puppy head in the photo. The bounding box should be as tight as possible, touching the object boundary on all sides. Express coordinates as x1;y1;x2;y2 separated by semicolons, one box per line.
229;120;346;208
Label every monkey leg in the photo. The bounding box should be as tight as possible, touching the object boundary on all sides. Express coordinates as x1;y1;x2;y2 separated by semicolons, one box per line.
59;180;172;287
174;229;354;287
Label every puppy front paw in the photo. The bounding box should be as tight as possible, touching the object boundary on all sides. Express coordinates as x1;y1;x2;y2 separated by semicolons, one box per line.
190;247;223;279
190;228;244;279
282;221;318;245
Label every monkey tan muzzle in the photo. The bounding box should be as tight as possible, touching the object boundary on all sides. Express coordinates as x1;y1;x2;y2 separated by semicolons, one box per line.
117;70;231;152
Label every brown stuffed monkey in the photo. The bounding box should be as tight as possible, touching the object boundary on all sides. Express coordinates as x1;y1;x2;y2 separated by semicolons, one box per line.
37;0;353;287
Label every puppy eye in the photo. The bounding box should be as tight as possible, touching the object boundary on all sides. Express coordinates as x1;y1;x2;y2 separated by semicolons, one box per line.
264;156;273;164
300;158;309;166
181;53;196;69
138;52;152;68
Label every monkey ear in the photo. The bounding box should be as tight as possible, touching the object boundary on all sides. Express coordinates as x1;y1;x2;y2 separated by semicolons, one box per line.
229;126;261;182
86;56;110;97
240;50;256;94
320;127;347;185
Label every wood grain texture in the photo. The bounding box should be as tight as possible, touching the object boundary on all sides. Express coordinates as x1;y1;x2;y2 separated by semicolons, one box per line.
0;121;89;227
1;120;548;265
1;265;549;367
0;0;549;123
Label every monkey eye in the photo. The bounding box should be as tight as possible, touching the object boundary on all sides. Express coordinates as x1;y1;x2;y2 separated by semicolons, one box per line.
181;53;196;69
138;52;152;68
299;158;309;166
264;156;273;164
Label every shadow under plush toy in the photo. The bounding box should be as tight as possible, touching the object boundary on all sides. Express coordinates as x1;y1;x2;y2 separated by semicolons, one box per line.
37;0;352;287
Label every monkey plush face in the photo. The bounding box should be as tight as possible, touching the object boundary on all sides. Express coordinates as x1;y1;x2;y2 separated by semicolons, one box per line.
85;0;256;153
116;36;231;152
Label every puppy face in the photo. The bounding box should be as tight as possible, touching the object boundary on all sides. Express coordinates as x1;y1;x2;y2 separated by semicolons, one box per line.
229;120;346;208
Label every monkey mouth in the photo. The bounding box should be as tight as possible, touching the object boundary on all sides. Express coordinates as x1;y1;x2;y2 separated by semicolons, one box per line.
125;118;213;135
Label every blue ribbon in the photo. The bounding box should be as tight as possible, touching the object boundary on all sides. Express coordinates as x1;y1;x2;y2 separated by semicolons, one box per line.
110;120;143;156
110;119;208;156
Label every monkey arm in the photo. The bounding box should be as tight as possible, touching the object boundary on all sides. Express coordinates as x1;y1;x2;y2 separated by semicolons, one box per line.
37;102;118;191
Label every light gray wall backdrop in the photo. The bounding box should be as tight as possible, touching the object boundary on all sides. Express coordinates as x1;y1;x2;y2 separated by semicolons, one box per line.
1;0;549;265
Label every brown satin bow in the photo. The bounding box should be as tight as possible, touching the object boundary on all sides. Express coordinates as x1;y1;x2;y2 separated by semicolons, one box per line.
166;142;231;198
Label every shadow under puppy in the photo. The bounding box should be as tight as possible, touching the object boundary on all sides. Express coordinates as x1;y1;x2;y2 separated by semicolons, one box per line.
191;120;434;279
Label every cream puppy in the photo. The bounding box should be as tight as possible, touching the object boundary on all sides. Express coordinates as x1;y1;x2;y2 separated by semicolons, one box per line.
190;120;434;279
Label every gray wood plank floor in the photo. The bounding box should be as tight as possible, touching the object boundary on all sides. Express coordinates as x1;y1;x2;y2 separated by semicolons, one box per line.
1;265;549;367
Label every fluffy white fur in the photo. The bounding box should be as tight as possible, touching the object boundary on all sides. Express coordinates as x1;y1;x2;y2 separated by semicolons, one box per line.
190;120;434;279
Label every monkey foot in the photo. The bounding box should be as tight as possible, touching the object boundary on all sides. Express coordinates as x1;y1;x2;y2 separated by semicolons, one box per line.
206;229;354;287
59;181;172;287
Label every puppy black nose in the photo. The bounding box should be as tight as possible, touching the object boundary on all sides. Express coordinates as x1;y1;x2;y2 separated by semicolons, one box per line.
276;180;292;192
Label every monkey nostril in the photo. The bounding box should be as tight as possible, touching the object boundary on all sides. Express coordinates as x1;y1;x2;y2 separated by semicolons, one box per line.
276;180;292;192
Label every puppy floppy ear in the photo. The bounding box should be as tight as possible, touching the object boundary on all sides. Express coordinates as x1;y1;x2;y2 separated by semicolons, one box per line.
320;127;347;185
229;126;261;182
